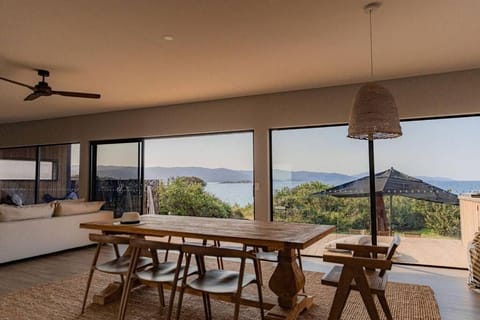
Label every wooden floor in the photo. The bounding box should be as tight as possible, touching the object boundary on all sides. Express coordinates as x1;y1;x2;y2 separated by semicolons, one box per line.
1;246;479;320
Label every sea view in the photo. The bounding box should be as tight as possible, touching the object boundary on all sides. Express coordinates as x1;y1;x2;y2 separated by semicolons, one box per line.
94;164;480;207
204;180;480;207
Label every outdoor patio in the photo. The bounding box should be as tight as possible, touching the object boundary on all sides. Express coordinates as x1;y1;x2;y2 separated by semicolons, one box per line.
302;233;468;268
165;232;468;269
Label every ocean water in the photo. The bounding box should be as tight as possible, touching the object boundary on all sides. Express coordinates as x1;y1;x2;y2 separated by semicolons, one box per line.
205;180;480;207
204;181;315;206
204;182;253;206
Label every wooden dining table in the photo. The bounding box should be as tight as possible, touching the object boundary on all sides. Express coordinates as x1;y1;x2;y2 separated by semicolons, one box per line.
80;215;335;320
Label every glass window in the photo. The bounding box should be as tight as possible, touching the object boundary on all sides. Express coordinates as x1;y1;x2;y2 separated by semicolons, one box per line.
144;132;254;219
271;116;480;268
37;144;80;203
375;116;480;268
0;147;37;205
271;126;370;238
0;143;78;205
92;141;142;218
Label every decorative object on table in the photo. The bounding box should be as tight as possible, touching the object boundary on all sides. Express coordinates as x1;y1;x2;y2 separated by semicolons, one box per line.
347;1;402;245
120;211;141;224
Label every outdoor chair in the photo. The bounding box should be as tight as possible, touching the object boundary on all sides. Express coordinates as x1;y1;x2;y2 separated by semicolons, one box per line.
81;233;152;314
176;244;264;320
321;235;401;320
118;238;198;320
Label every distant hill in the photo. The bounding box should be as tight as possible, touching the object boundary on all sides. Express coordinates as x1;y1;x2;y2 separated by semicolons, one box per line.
96;166;253;183
272;169;353;186
95;166;353;185
92;165;480;194
145;167;252;183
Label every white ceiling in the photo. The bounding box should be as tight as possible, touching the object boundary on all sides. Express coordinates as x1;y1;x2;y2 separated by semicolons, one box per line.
1;0;479;124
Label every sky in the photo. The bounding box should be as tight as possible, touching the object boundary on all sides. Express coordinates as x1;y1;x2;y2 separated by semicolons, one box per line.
272;116;480;180
95;132;254;171
92;116;480;181
144;133;253;170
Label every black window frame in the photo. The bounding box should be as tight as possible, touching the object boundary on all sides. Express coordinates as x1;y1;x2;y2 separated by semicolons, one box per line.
89;130;255;218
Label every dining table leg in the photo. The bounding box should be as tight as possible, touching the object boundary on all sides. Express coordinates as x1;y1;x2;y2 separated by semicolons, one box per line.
266;246;313;320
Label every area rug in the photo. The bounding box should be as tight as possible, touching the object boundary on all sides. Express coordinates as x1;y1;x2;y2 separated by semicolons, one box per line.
0;263;440;320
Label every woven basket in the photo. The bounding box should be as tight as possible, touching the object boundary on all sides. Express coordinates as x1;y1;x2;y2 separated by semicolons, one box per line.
467;231;480;291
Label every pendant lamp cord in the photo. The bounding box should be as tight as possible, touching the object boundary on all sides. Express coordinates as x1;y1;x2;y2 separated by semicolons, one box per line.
369;8;374;79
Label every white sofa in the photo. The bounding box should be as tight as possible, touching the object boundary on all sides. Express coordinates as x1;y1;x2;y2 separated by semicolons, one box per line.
0;201;113;263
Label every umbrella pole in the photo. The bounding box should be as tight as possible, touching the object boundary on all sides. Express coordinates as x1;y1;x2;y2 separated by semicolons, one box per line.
368;138;377;245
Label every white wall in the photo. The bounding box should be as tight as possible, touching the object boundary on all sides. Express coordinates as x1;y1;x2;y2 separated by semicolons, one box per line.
1;69;479;221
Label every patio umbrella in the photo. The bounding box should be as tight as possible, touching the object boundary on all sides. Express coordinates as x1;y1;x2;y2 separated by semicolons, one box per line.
312;167;459;232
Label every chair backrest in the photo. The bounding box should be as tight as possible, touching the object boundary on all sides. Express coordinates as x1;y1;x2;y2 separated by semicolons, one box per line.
88;233;131;258
131;238;183;266
182;244;252;260
379;235;401;277
130;238;182;252
385;235;401;261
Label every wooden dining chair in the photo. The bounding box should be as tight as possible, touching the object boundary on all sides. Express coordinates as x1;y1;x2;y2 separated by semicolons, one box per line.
182;237;228;270
176;244;264;320
321;235;401;320
118;238;198;320
81;233;152;314
214;241;304;291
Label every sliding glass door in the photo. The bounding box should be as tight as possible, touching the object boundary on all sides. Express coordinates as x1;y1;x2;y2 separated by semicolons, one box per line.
90;140;143;218
90;132;254;219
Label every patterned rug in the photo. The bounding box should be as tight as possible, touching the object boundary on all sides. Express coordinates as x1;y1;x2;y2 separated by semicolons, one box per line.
0;262;440;320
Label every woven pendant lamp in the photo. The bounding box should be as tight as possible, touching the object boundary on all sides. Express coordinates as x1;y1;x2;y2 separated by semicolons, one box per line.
348;82;402;140
348;2;402;245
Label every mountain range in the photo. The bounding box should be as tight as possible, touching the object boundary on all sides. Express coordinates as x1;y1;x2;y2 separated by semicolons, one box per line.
95;165;355;185
93;165;480;194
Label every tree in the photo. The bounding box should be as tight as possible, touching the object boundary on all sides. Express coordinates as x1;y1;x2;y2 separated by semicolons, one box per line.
157;176;233;218
418;201;460;237
272;181;371;231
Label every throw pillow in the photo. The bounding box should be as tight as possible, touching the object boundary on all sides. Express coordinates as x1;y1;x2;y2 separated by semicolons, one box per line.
53;200;105;216
0;202;55;222
11;193;23;207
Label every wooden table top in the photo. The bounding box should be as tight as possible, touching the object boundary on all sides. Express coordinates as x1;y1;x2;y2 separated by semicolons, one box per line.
80;215;335;250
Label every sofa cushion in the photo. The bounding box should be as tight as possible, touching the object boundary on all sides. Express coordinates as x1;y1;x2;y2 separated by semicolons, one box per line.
0;202;55;222
54;200;105;217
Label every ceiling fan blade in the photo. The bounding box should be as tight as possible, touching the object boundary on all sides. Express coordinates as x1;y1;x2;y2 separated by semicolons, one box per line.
0;76;35;90
52;90;101;99
24;92;43;101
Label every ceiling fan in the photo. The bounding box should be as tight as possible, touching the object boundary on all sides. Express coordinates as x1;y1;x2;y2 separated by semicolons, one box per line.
0;69;101;101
